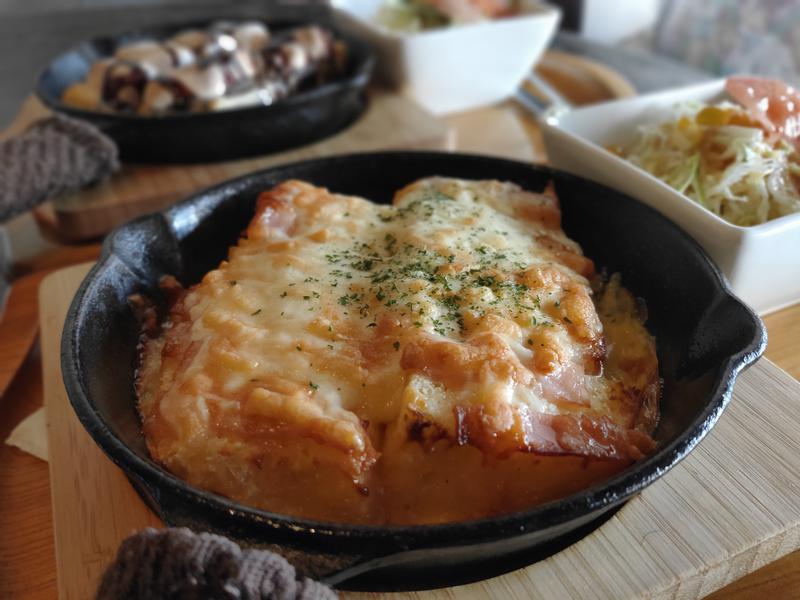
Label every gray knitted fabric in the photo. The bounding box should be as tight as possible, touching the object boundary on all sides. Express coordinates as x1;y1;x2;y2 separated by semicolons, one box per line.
96;528;338;600
0;114;118;223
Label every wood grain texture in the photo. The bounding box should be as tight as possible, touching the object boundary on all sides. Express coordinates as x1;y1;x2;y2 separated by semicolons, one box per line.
0;244;103;398
763;306;800;379
40;263;163;600
11;90;454;242
11;242;102;277
706;549;800;600
0;242;99;600
0;272;45;397
0;351;56;600
532;50;636;105
39;263;800;600
443;101;546;163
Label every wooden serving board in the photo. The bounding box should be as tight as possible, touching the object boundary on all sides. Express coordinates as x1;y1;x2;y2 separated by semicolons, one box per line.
42;263;800;600
535;50;636;104
11;89;453;243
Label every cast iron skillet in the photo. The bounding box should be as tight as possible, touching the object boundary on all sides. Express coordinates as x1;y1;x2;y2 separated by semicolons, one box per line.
35;20;374;163
62;152;765;590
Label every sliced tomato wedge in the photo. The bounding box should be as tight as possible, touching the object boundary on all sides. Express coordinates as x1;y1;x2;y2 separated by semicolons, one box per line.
726;77;800;146
422;0;516;20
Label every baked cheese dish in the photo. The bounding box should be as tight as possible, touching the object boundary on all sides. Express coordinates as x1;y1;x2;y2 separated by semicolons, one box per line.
136;177;660;524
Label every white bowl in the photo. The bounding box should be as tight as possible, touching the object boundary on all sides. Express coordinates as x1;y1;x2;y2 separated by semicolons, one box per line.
542;78;800;315
332;0;561;115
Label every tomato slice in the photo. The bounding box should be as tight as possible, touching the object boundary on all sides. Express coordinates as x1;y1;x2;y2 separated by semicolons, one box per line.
726;77;800;146
422;0;516;20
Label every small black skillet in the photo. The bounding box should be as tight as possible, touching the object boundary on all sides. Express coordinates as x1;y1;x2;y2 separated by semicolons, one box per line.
61;152;765;590
35;20;374;163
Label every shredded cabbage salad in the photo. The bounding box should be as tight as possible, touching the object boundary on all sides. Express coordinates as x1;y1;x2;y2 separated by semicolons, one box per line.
622;101;800;226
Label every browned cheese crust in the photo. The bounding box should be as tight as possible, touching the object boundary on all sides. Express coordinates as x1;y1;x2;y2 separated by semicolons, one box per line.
137;178;660;524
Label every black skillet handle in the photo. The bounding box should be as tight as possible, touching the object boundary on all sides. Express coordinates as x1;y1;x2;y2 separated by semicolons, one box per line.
682;292;767;379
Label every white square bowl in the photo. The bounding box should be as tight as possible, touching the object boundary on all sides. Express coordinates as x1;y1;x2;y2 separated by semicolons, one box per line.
332;0;560;115
541;79;800;315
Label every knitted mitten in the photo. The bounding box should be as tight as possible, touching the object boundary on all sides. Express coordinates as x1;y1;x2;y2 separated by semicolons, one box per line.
0;114;118;223
95;528;337;600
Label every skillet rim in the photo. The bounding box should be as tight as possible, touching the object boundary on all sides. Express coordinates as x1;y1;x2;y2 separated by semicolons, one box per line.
61;151;767;550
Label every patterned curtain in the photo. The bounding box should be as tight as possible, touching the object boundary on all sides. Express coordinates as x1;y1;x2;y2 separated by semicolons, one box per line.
655;0;800;86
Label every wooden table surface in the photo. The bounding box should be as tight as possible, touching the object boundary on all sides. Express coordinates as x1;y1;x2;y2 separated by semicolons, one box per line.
1;100;799;598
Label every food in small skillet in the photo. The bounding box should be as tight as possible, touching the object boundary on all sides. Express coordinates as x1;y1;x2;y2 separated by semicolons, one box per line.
62;22;347;115
134;177;660;525
619;77;800;226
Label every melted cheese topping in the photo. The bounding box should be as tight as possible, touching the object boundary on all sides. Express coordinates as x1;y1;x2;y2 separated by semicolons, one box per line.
137;178;659;524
